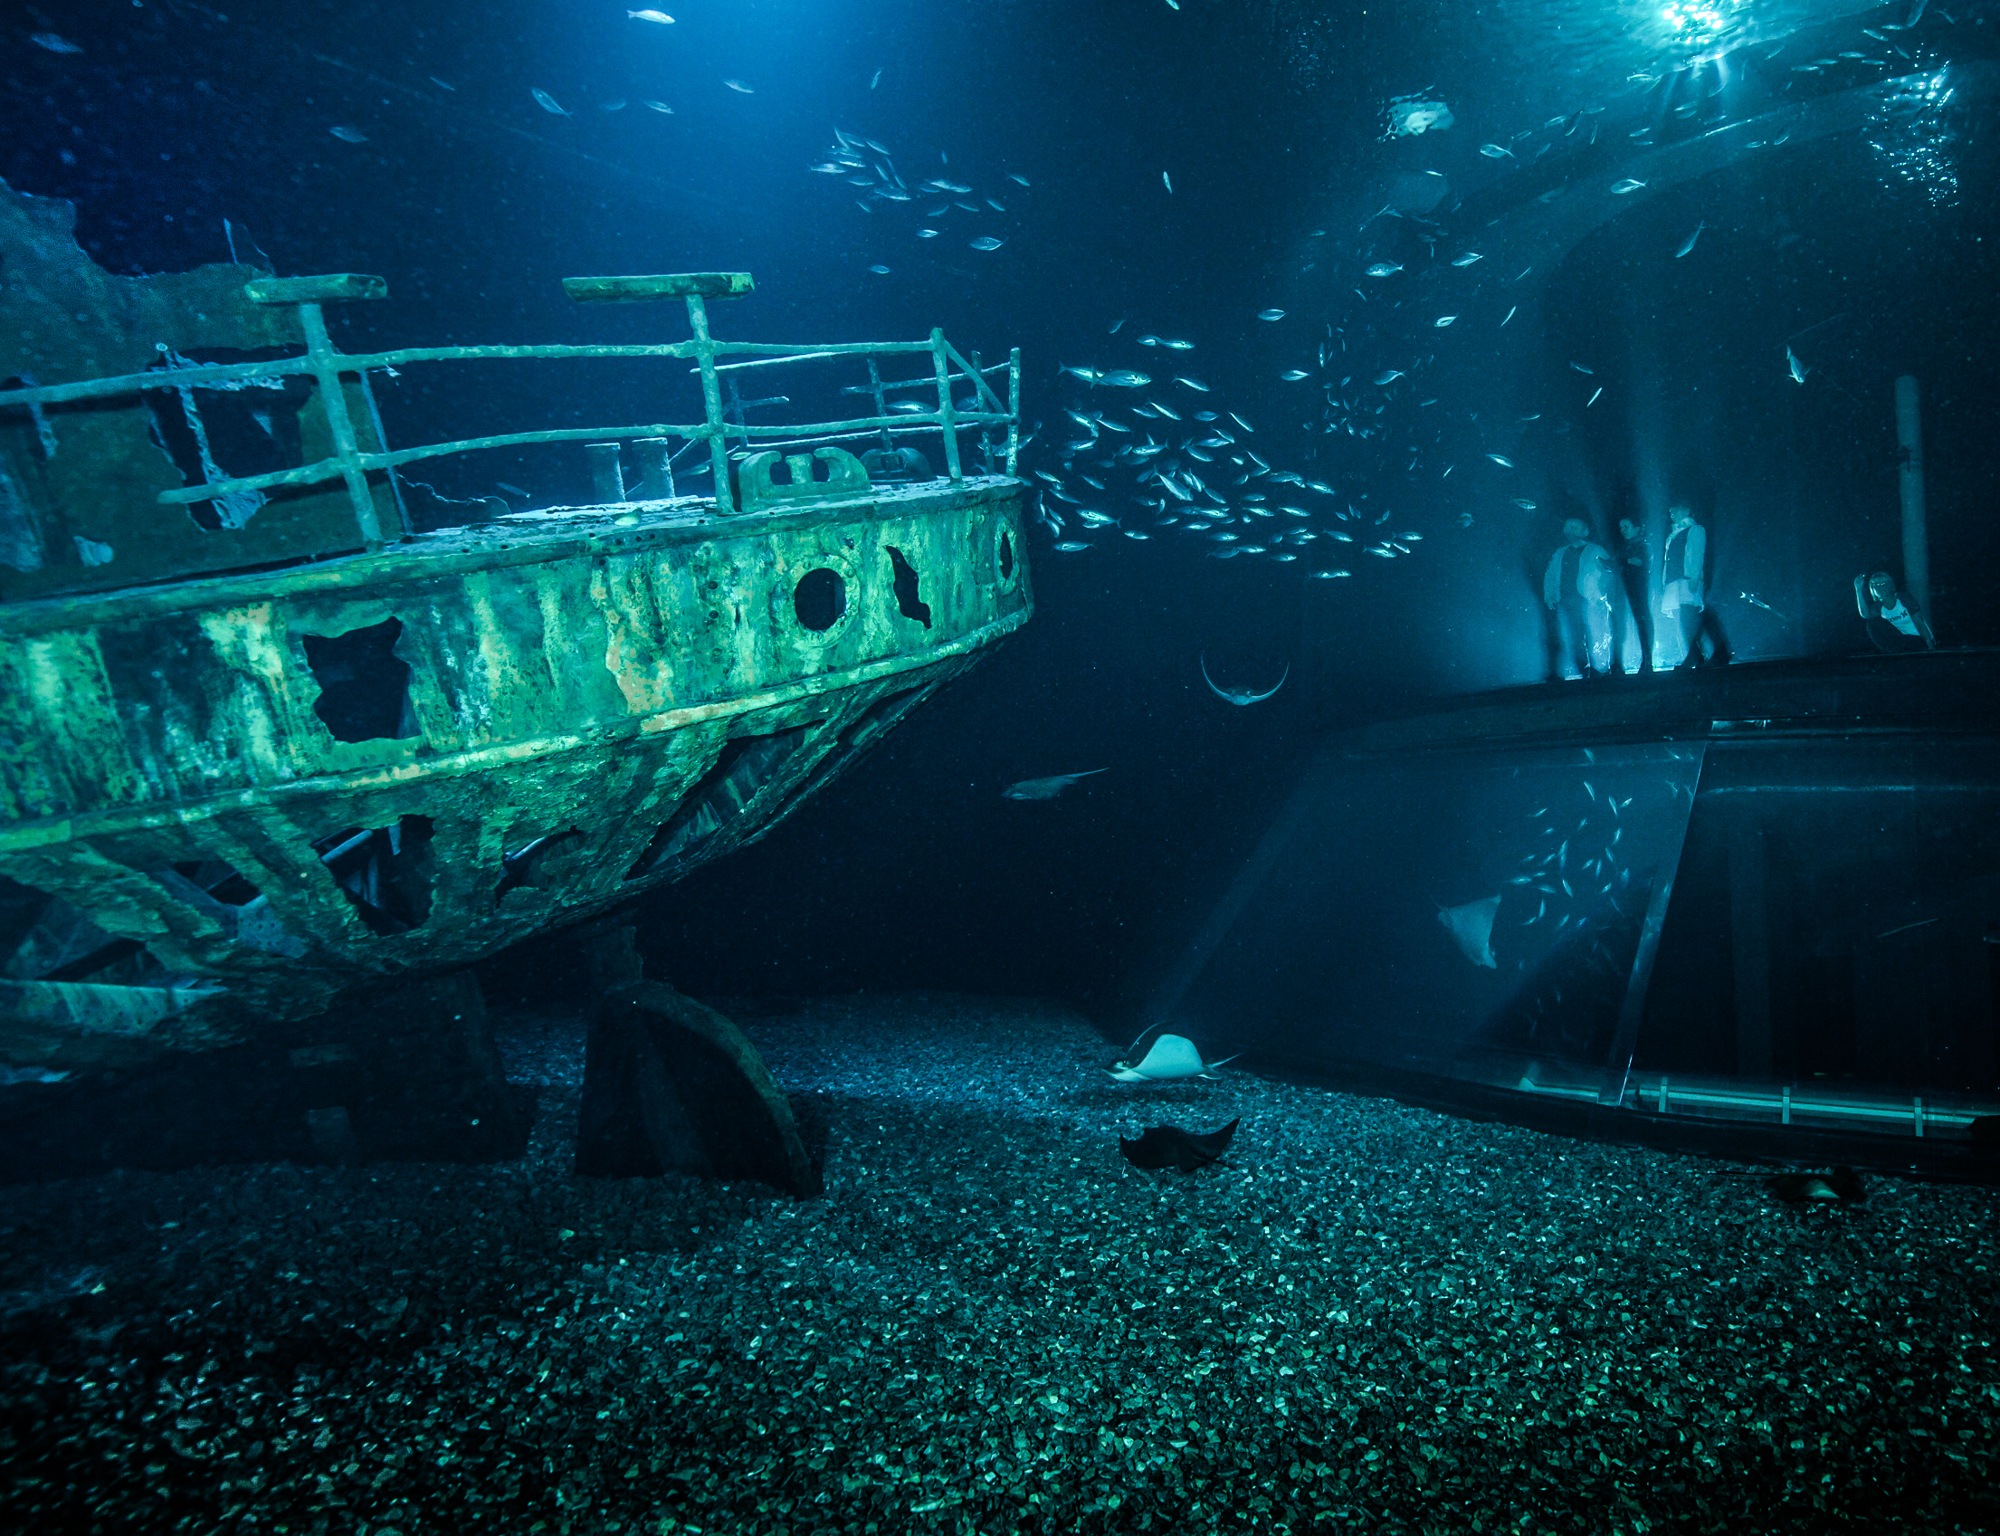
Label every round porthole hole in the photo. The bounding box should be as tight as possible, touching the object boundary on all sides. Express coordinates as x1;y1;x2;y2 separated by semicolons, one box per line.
793;566;846;632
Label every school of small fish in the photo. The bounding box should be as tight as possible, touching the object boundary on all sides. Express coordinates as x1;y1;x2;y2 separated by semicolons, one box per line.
810;127;1028;273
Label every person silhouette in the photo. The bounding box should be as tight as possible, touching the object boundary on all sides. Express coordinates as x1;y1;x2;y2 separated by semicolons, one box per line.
1853;571;1935;652
1542;517;1614;679
1615;516;1653;674
1661;504;1728;669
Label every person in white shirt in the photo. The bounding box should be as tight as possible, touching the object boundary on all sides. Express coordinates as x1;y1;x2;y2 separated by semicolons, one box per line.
1854;571;1935;652
1660;504;1729;669
1542;517;1614;679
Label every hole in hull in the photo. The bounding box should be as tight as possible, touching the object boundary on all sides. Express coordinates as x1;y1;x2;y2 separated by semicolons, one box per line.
301;618;419;744
886;545;932;627
311;815;436;935
793;567;846;632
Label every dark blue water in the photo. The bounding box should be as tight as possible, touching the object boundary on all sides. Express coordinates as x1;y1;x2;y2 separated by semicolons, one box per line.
6;0;1997;1006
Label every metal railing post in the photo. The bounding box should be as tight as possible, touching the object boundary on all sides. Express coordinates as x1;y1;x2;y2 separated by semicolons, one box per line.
296;301;385;551
1007;347;1021;478
684;293;735;512
929;328;962;482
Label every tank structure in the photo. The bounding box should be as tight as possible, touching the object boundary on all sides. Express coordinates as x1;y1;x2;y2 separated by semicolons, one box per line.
0;183;1031;1185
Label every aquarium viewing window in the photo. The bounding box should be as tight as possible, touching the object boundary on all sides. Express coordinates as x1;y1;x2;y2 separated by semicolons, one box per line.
1155;726;2000;1155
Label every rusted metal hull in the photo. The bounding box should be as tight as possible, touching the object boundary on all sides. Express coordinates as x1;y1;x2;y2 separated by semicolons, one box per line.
0;477;1031;1066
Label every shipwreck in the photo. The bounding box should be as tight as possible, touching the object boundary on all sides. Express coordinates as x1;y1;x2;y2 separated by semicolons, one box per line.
0;183;1032;1187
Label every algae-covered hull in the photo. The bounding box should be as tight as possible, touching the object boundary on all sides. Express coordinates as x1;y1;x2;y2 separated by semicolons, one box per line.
0;480;1030;1066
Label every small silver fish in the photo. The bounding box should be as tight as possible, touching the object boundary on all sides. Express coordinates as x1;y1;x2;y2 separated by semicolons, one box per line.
329;125;368;143
532;88;570;115
867;265;891;274
1163;171;1174;193
31;32;83;54
1451;252;1483;267
1280;369;1310;381
1257;308;1286;321
1786;345;1809;384
1373;369;1404;385
1365;262;1403;277
1008;173;1031;187
1610;178;1647;194
724;79;755;94
1004;768;1108;800
1435;315;1457;327
1479;143;1514;159
1487;453;1514;467
1675;220;1705;258
628;8;675;21
970;235;1005;251
643;100;674;112
1175;376;1210;392
1052;542;1090;553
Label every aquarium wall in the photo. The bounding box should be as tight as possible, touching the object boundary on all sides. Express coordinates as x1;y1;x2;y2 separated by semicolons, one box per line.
1163;727;2000;1137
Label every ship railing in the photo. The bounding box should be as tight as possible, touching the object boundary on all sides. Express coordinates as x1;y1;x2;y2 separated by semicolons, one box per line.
0;270;1022;555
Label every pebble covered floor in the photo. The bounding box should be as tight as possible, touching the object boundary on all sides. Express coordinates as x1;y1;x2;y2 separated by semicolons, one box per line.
1;993;1995;1535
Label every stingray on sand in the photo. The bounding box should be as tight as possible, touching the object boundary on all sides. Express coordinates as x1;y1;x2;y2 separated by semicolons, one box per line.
1120;1118;1240;1172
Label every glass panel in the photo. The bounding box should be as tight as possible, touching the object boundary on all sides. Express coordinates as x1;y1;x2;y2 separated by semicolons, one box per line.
1164;743;1705;1089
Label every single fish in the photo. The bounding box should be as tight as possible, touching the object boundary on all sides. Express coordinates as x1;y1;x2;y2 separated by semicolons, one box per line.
1199;653;1288;706
1438;894;1501;968
532;88;570;115
1004;768;1108;800
1587;387;1603;406
1163;170;1174;193
1120;1118;1240;1173
1610;178;1647;194
643;100;674;112
1373;369;1404;385
1257;308;1286;321
1479;143;1514;159
1052;542;1091;552
1175;376;1211;392
970;235;1006;250
628;8;675;21
601;99;628;111
329;125;368;143
870;69;882;88
1487;453;1514;468
724;78;755;93
1365;262;1403;277
1675;220;1705;258
1512;497;1537;509
31;32;83;54
1009;172;1032;187
867;264;891;274
916;228;939;238
1107;1025;1241;1083
1310;568;1353;579
1502;305;1517;325
1280;369;1310;381
1099;370;1150;388
1435;315;1457;327
1451;251;1484;267
1786;345;1809;384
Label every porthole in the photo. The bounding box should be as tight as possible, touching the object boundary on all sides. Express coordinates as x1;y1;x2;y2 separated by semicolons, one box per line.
793;566;847;632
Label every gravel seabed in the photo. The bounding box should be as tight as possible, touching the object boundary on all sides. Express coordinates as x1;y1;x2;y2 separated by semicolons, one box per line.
1;993;1995;1535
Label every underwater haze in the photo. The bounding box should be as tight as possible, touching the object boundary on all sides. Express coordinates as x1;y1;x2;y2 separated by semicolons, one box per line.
5;0;2000;1532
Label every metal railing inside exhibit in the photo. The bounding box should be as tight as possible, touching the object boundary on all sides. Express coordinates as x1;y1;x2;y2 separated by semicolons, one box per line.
0;270;1021;555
